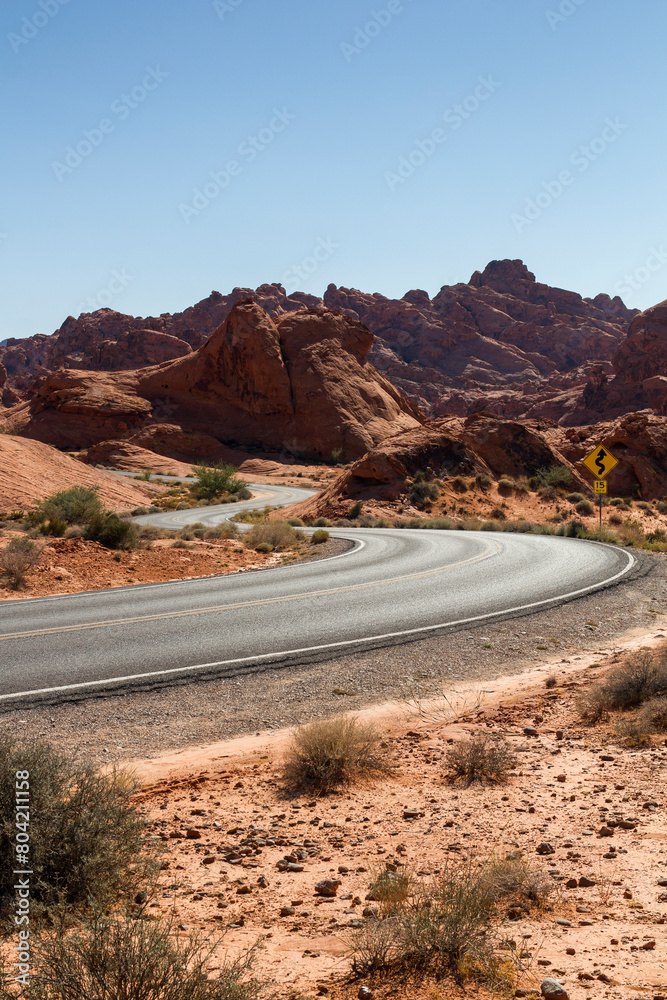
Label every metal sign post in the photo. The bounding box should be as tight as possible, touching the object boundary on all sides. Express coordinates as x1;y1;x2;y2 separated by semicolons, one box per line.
582;447;617;533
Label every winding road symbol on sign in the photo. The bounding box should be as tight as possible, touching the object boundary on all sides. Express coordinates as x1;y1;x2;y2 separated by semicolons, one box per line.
582;445;618;480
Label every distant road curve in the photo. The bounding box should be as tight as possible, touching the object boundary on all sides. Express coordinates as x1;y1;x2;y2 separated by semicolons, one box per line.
0;476;637;704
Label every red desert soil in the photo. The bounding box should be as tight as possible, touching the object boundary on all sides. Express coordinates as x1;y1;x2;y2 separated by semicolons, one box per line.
125;635;667;1000
0;434;161;512
0;536;278;600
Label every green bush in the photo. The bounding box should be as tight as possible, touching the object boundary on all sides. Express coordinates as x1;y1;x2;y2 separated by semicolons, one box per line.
38;517;67;537
35;486;102;526
311;529;329;544
565;492;585;503
452;476;468;493
191;463;248;501
497;477;515;495
349;501;363;518
407;479;439;506
254;542;273;554
84;514;138;550
575;500;595;515
0;740;150;917
474;472;492;491
535;465;571;489
9;912;262;1000
1;538;41;589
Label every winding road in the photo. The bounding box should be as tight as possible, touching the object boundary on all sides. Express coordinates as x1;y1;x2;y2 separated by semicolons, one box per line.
0;482;636;705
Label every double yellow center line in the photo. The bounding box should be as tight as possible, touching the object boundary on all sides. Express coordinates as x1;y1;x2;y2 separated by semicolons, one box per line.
0;539;498;642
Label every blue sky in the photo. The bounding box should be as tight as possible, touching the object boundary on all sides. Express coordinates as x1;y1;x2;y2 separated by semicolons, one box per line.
1;0;666;339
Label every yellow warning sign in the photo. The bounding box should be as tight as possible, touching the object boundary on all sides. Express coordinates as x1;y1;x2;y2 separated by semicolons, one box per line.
593;480;608;494
582;445;619;480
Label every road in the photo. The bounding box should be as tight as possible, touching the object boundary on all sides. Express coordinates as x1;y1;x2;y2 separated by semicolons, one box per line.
0;479;636;703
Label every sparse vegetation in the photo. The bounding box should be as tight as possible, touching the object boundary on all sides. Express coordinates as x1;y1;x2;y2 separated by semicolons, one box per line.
575;499;595;515
534;464;571;489
407;471;439;507
444;732;518;786
311;529;329;544
1;537;40;589
350;863;513;987
35;486;102;526
577;648;667;721
0;739;150;917
191;462;249;501
244;521;300;552
5;912;262;1000
84;513;139;550
282;715;393;794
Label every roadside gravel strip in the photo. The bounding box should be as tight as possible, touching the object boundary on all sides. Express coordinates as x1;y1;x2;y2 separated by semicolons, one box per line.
0;548;664;765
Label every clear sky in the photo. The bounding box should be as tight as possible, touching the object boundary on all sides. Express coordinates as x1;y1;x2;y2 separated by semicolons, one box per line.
1;0;666;340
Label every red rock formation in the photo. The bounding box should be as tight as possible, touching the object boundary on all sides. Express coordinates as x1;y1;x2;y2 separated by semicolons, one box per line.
1;262;636;427
3;303;423;462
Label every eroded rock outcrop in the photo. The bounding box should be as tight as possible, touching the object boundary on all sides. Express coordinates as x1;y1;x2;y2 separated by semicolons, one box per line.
3;302;423;462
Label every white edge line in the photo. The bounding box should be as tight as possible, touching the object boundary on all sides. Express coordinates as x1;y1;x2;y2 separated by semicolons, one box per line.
0;544;635;702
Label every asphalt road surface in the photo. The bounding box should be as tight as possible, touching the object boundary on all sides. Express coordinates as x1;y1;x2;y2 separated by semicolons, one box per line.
0;480;635;703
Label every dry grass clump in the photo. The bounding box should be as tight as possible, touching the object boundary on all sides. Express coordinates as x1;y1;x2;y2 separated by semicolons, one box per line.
477;856;552;909
577;648;667;721
350;864;515;989
0;912;262;1000
444;732;518;786
637;695;667;732
244;521;300;552
0;739;151;919
1;537;40;589
366;867;414;915
281;715;393;794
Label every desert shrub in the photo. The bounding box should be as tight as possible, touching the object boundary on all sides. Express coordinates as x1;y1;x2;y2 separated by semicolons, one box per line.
191;462;248;501
452;476;468;493
35;486;102;526
131;506;150;516
545;674;557;689
366;867;414;916
350;864;508;985
349;501;363;518
204;523;239;540
475;472;492;491
614;716;653;748
444;733;518;786
565;492;585;503
282;716;392;794
335;518;353;527
137;525;170;541
535;465;571;489
13;912;261;1000
577;649;667;720
254;542;273;554
0;740;149;917
609;512;623;525
656;501;667;514
616;517;646;547
636;500;652;511
244;521;298;552
646;528;667;543
407;479;439;506
38;517;67;537
637;696;667;733
1;538;40;589
313;517;332;527
311;529;329;544
287;517;304;527
480;521;499;531
537;483;557;500
171;540;191;549
489;506;506;520
497;477;515;495
477;856;552;908
575;499;594;515
84;513;138;550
